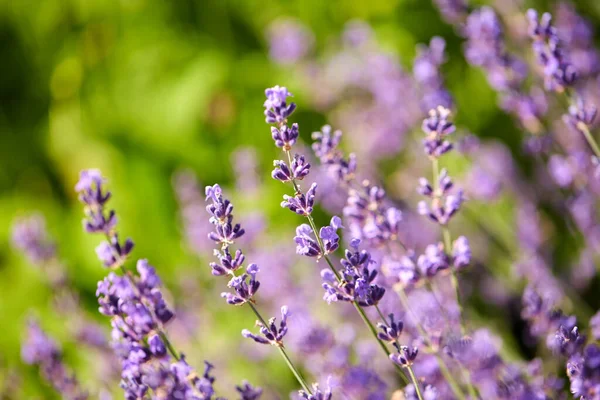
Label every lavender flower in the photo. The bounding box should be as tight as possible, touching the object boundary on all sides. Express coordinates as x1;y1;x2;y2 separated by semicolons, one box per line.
294;224;322;257
322;240;386;307
242;306;290;346
236;380;264;400
221;264;261;305
205;184;246;246
11;215;56;265
299;382;332;400
563;98;597;136
319;216;342;254
75;169;228;399
568;344;600;399
390;346;419;367
281;182;317;215
264;86;296;124
422;106;455;157
527;9;577;92
22;318;88;400
311;125;357;183
377;314;404;343
272;154;311;182
452;236;471;269
267;19;314;65
433;0;468;24
413;36;453;111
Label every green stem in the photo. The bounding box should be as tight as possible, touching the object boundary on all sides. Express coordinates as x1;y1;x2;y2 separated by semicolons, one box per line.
579;123;600;159
406;366;425;400
432;158;466;335
247;302;312;394
159;331;180;361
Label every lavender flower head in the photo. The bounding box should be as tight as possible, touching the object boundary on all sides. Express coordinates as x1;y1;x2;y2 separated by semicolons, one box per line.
321;239;386;307
11;214;56;265
264;86;296;125
76;170;133;269
242;306;290;346
22;318;88;400
267;19;314;65
205;184;245;247
527;9;577;92
422;106;456;157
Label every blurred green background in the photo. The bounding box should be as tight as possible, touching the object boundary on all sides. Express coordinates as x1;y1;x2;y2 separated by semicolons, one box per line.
1;0;600;397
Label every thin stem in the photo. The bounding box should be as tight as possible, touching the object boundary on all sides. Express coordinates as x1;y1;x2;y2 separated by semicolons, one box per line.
427;282;480;399
432;158;466;335
396;286;467;400
406;366;425;400
305;203;406;381
247;302;312;394
579;123;600;159
159;331;180;361
280;151;408;382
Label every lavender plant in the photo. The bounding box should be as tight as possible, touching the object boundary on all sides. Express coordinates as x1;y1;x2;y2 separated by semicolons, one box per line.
203;182;311;395
16;5;600;400
263;85;434;396
75;169;261;399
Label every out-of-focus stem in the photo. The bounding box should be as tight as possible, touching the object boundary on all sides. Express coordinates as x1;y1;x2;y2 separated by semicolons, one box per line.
247;302;312;394
579;123;600;159
406;365;425;400
431;158;466;334
396;286;467;400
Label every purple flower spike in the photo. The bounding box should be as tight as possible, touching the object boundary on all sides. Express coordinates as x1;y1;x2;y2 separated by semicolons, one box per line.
417;243;450;277
563;98;597;135
527;9;577;92
272;154;311;182
319;216;342;255
22;318;88;400
236;380;263;400
264;86;296;125
205;184;245;246
390;346;419;367
322;244;385;307
299;381;333;400
452;236;471;269
76;169;118;234
294;224;322;257
222;264;261;306
210;248;245;276
11;214;56;265
377;314;404;343
95;235;134;269
241;306;290;346
422;106;455;158
271;123;300;150
281;182;317;215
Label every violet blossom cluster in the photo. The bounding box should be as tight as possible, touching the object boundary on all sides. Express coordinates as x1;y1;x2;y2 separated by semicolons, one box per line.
22;318;88;400
312;125;403;249
527;9;576;93
205;182;288;352
76;169;260;399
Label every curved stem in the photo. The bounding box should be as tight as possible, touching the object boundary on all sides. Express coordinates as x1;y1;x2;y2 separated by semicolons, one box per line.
406;365;425;400
247;302;312;394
